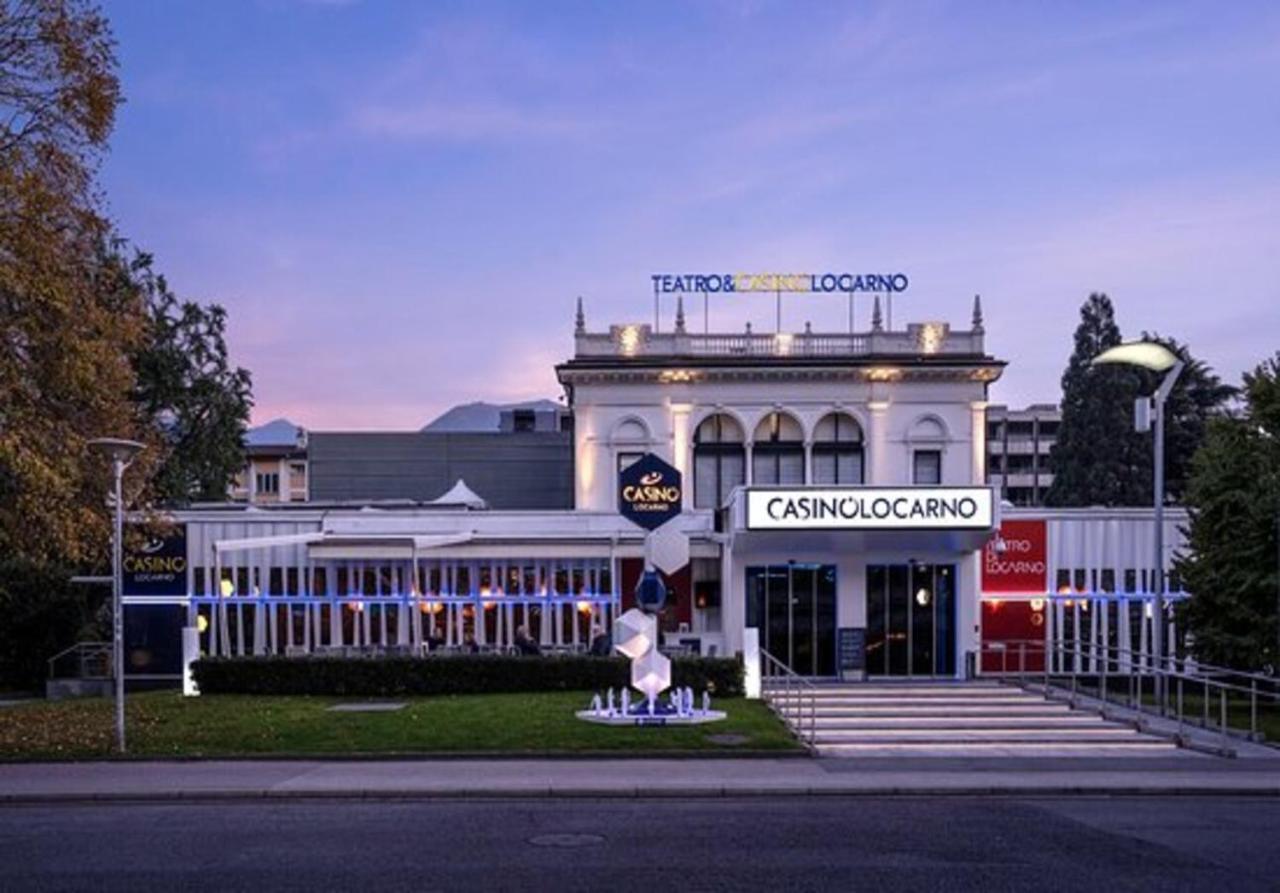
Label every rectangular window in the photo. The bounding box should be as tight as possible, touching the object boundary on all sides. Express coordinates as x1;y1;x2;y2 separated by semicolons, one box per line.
512;409;536;432
813;450;864;485
255;471;279;494
718;452;744;506
912;450;941;485
617;452;642;475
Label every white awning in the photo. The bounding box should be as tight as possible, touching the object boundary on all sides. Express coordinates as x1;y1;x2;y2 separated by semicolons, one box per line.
307;531;475;560
213;532;326;554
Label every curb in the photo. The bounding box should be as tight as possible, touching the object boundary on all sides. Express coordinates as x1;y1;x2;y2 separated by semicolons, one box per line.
0;748;809;765
4;784;1280;804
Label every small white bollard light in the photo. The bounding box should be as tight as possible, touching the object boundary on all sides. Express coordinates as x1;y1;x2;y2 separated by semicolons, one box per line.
181;625;201;697
743;627;762;699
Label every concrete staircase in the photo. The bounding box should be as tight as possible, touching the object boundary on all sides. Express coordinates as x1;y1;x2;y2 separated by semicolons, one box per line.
768;680;1180;757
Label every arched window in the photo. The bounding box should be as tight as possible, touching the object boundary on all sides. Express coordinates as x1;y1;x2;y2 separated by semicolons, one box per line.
752;412;804;486
812;412;864;485
611;418;650;483
693;414;745;509
908;416;948;485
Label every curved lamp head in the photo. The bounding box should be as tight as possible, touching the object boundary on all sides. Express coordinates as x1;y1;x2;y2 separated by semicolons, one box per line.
87;438;145;465
1091;340;1179;372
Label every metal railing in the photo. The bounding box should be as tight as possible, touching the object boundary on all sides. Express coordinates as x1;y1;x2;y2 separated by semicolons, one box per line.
759;648;817;749
977;639;1045;682
982;638;1280;750
47;642;112;680
572;327;986;359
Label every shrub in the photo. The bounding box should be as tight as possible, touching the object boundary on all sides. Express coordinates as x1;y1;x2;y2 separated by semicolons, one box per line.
192;653;744;698
0;558;103;692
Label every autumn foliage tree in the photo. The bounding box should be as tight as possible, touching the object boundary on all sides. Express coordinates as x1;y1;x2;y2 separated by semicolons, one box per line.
0;0;150;568
0;2;252;687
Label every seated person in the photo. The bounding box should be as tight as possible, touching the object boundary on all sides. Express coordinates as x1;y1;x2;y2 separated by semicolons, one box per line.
513;625;541;656
462;632;480;654
589;631;612;657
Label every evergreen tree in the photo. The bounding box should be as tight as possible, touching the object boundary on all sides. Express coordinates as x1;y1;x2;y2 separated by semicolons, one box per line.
1045;294;1149;506
1175;355;1280;670
1045;296;1234;507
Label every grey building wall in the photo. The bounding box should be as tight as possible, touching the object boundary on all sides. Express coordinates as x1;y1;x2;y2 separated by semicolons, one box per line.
308;431;574;509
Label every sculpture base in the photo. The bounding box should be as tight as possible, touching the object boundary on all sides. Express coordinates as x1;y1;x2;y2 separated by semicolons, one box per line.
575;709;727;727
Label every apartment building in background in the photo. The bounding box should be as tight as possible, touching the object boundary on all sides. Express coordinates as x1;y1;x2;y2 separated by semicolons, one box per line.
986;403;1060;506
230;418;309;504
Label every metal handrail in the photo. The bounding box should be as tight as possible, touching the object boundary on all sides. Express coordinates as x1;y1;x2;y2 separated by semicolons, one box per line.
1036;637;1278;748
759;648;817;750
47;641;112;680
978;639;1045;682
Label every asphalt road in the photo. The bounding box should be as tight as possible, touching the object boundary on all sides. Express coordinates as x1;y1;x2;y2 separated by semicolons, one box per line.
2;796;1277;892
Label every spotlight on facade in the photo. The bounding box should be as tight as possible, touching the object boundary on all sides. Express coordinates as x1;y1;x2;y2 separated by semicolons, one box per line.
915;587;931;607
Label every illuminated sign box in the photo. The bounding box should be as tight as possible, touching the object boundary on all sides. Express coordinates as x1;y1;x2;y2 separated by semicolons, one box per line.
746;487;994;531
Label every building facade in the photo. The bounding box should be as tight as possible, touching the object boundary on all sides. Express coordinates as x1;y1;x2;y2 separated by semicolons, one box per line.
125;296;1186;685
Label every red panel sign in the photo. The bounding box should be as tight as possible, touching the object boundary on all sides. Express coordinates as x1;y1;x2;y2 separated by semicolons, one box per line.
982;519;1048;594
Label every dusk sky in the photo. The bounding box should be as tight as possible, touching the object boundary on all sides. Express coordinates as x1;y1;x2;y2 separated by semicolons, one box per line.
102;1;1279;430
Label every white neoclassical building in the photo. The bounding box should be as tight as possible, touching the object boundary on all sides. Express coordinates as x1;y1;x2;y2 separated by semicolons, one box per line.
122;295;1186;684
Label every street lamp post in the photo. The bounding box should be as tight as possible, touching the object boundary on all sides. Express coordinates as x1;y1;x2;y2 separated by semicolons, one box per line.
86;438;145;754
1092;342;1184;705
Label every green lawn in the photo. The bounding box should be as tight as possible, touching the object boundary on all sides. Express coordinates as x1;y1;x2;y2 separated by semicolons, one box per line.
0;691;801;760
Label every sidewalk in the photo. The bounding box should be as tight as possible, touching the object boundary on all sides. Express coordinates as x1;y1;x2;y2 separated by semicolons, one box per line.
4;754;1280;802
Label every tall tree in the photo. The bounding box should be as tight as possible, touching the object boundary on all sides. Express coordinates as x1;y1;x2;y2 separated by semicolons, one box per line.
1175;355;1280;670
1046;296;1234;507
127;249;253;504
0;0;155;567
1045;293;1149;506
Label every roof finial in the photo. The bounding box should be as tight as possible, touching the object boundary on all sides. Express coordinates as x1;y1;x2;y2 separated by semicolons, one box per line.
574;296;585;335
871;295;884;332
971;293;984;333
675;293;686;334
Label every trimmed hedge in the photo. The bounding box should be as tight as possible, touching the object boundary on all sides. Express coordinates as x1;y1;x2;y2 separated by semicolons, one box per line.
192;654;743;698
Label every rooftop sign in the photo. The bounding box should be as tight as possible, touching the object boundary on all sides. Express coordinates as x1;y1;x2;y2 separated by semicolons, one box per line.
652;273;908;294
746;487;993;532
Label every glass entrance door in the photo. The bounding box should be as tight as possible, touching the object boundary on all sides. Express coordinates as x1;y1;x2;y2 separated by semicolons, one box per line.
865;563;955;677
746;564;837;676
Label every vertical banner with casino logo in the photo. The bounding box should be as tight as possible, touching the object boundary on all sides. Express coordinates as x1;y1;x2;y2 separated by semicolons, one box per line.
980;519;1048;672
123;524;188;597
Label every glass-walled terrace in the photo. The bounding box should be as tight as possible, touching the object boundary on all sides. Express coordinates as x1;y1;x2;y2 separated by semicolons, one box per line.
187;557;616;657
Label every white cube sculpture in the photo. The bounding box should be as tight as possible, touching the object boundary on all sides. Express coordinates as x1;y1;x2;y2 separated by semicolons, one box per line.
613;608;671;709
631;649;671;706
614;608;655;660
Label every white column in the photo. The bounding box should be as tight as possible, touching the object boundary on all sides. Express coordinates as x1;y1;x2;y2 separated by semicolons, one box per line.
970;401;987;485
1118;599;1131;673
867;401;890;484
670;403;692;511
